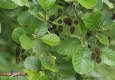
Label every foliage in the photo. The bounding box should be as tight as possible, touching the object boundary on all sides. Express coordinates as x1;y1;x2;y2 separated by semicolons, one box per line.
0;0;115;80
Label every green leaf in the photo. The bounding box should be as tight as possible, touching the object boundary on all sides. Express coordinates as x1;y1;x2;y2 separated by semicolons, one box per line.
41;33;60;46
56;38;81;55
33;40;47;55
78;20;87;36
83;10;102;30
57;76;76;80
17;11;34;25
94;0;103;9
3;8;20;17
103;0;113;9
72;48;94;74
18;76;27;80
26;70;40;80
97;34;109;45
40;54;59;72
101;49;115;65
38;75;50;80
77;0;97;9
11;0;28;6
28;4;45;21
57;62;76;77
0;23;1;34
65;0;74;2
12;28;26;44
90;71;105;80
101;10;113;28
24;56;41;70
0;0;18;9
27;20;48;37
38;0;56;10
19;34;35;49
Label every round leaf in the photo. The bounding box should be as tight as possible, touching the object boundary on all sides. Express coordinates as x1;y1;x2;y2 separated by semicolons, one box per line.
38;0;56;10
17;11;34;25
24;56;41;70
38;75;50;80
0;0;18;9
11;0;28;6
56;38;81;55
83;10;102;30
77;0;97;9
97;34;109;45
72;48;94;74
101;49;115;65
12;28;26;44
41;33;60;46
19;34;35;49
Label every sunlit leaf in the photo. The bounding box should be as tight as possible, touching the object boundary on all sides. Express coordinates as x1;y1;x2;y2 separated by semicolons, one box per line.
19;34;35;49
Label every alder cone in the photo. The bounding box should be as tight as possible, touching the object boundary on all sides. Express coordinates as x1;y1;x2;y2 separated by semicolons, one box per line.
74;20;78;25
58;25;63;32
70;26;75;34
21;55;26;60
58;19;62;24
54;30;60;36
64;18;72;26
16;57;20;64
96;57;101;64
49;14;56;22
91;53;96;59
95;46;100;54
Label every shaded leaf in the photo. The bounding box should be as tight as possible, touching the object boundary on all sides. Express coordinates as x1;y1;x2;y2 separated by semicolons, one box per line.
83;10;102;30
0;0;18;9
17;11;34;25
12;28;26;44
78;20;87;36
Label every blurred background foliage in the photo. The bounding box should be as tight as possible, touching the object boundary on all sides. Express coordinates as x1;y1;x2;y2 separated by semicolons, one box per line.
0;1;115;80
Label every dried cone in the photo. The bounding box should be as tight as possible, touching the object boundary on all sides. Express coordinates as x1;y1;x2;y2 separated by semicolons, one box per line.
16;57;20;64
58;25;63;32
64;18;72;26
91;53;96;59
96;57;101;64
49;14;56;22
95;46;100;55
70;26;75;34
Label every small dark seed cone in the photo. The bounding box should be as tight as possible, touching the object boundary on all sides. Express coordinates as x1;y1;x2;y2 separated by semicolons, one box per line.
91;53;96;59
70;26;75;34
58;25;63;32
16;57;20;64
74;20;78;25
22;49;25;53
52;24;56;30
96;57;101;64
87;31;92;37
49;14;56;22
54;30;60;36
64;18;72;26
58;19;62;24
15;47;20;52
95;47;100;54
21;55;26;60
